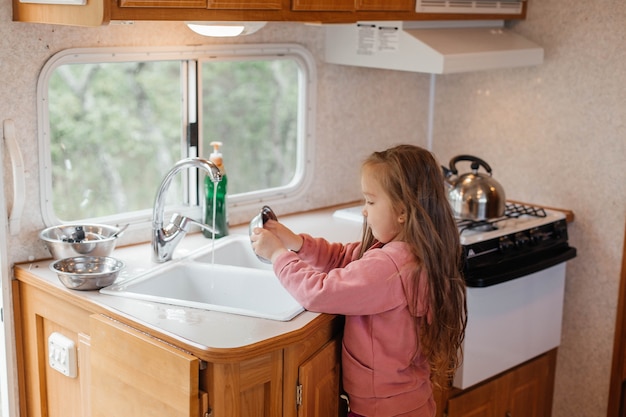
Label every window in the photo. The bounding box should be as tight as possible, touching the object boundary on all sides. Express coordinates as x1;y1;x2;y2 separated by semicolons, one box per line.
38;45;315;225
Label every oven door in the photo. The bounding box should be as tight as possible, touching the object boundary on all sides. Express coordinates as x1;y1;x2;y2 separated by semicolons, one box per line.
454;262;568;389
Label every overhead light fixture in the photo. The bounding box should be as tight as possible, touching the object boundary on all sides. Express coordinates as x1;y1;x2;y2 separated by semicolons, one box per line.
186;21;267;37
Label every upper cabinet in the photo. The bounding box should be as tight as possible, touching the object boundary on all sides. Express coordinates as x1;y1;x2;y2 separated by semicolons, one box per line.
292;0;414;12
13;0;528;27
117;0;282;9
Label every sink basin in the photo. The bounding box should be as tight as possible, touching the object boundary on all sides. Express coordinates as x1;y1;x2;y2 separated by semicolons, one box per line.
190;234;272;270
101;261;303;321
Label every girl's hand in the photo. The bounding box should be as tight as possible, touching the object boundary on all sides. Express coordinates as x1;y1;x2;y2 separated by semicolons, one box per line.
262;220;303;252
250;227;288;263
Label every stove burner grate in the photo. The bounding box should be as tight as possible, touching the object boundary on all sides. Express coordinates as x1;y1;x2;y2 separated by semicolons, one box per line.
457;202;547;234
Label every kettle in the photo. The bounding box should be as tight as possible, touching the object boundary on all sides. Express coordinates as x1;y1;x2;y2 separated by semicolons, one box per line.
442;155;506;221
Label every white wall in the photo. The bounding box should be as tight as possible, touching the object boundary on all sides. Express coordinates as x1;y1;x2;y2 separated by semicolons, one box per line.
431;2;626;416
0;1;624;417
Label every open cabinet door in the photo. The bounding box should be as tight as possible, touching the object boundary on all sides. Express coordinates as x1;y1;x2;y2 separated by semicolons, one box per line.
89;314;200;417
0;119;22;417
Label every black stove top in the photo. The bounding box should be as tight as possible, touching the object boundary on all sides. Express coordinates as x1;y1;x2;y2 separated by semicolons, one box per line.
459;203;577;287
457;202;547;234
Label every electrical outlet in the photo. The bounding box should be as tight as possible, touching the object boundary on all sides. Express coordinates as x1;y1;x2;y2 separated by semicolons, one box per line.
48;332;77;378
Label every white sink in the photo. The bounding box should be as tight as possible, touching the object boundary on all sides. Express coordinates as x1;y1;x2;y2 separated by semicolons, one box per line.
101;235;303;321
190;234;273;270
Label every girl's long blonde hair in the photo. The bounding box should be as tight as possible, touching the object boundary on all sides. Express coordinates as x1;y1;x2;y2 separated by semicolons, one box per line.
359;144;467;386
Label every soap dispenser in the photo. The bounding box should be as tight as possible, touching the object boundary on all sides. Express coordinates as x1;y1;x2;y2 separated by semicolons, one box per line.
204;141;228;238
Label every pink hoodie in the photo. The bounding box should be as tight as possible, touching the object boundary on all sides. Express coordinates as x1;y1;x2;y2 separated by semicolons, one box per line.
273;234;434;417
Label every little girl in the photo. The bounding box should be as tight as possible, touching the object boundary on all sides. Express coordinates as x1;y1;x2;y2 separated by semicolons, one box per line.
251;144;467;417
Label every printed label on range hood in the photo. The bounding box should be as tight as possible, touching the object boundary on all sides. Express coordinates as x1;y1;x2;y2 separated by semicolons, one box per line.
324;20;544;74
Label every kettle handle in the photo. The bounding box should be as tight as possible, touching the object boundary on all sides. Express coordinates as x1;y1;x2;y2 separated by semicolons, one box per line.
449;155;493;176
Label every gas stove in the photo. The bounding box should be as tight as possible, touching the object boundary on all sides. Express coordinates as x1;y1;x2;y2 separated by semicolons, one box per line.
459;202;576;287
454;202;576;389
332;202;577;288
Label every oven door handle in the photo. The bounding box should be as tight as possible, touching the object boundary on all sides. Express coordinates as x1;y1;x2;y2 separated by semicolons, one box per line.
465;246;577;288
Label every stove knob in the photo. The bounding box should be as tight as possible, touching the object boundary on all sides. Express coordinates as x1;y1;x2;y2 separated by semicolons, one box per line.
515;232;530;248
529;227;543;245
553;221;568;239
499;236;514;252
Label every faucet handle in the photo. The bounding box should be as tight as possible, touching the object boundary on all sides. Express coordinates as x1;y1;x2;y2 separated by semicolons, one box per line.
170;213;219;236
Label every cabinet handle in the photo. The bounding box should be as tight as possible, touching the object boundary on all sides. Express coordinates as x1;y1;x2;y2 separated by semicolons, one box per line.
505;412;512;417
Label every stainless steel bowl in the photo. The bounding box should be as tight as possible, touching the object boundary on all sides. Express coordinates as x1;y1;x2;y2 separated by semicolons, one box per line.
249;206;278;264
40;224;122;260
50;256;124;291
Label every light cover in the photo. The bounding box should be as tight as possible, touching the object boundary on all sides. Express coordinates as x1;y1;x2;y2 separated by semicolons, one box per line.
186;21;267;37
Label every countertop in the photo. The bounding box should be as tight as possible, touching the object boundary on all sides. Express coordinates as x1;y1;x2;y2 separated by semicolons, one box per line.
14;203;363;359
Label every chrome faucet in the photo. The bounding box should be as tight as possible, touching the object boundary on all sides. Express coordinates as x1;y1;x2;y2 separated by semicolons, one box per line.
152;157;222;263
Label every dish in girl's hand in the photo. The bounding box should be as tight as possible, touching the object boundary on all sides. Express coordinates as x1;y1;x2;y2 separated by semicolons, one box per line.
249;206;277;264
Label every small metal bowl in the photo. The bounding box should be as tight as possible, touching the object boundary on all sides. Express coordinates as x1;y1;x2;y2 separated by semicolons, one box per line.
50;256;124;291
249;206;278;264
40;224;123;260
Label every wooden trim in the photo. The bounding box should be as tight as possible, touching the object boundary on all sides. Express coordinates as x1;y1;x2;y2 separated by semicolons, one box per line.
607;224;626;417
11;281;28;417
108;1;525;24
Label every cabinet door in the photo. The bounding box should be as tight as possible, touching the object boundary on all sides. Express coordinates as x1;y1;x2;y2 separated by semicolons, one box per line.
89;314;200;417
210;351;283;417
506;352;553;417
297;339;341;417
447;379;499;417
292;0;354;11
118;0;206;8
356;0;414;11
12;0;107;26
119;0;207;8
119;0;280;10
208;0;281;9
447;351;556;417
292;0;414;11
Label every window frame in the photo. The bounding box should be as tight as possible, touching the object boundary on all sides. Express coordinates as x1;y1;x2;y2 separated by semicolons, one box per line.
37;44;316;228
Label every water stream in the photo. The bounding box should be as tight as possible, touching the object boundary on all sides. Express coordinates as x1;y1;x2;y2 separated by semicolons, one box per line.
211;181;217;265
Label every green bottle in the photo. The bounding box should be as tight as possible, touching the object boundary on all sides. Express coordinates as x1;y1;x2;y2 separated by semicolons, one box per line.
203;141;228;239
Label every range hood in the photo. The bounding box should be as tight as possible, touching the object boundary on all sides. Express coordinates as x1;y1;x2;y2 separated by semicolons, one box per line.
324;20;544;74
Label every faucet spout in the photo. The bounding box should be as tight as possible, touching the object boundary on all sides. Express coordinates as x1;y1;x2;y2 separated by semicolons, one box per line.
152;157;222;263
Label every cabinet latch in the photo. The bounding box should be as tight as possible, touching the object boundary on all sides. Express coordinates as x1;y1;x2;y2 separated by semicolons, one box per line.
296;384;303;406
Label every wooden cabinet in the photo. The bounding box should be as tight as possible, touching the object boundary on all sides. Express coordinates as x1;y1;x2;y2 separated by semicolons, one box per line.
14;278;205;417
12;280;92;417
296;339;341;417
118;0;207;9
13;271;341;417
292;0;413;11
13;0;527;27
14;265;555;417
446;349;557;417
292;0;354;11
207;0;282;9
208;350;283;416
90;314;204;417
357;0;414;11
118;0;282;9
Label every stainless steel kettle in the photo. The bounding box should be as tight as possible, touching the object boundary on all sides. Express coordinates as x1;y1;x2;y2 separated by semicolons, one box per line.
442;155;506;221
